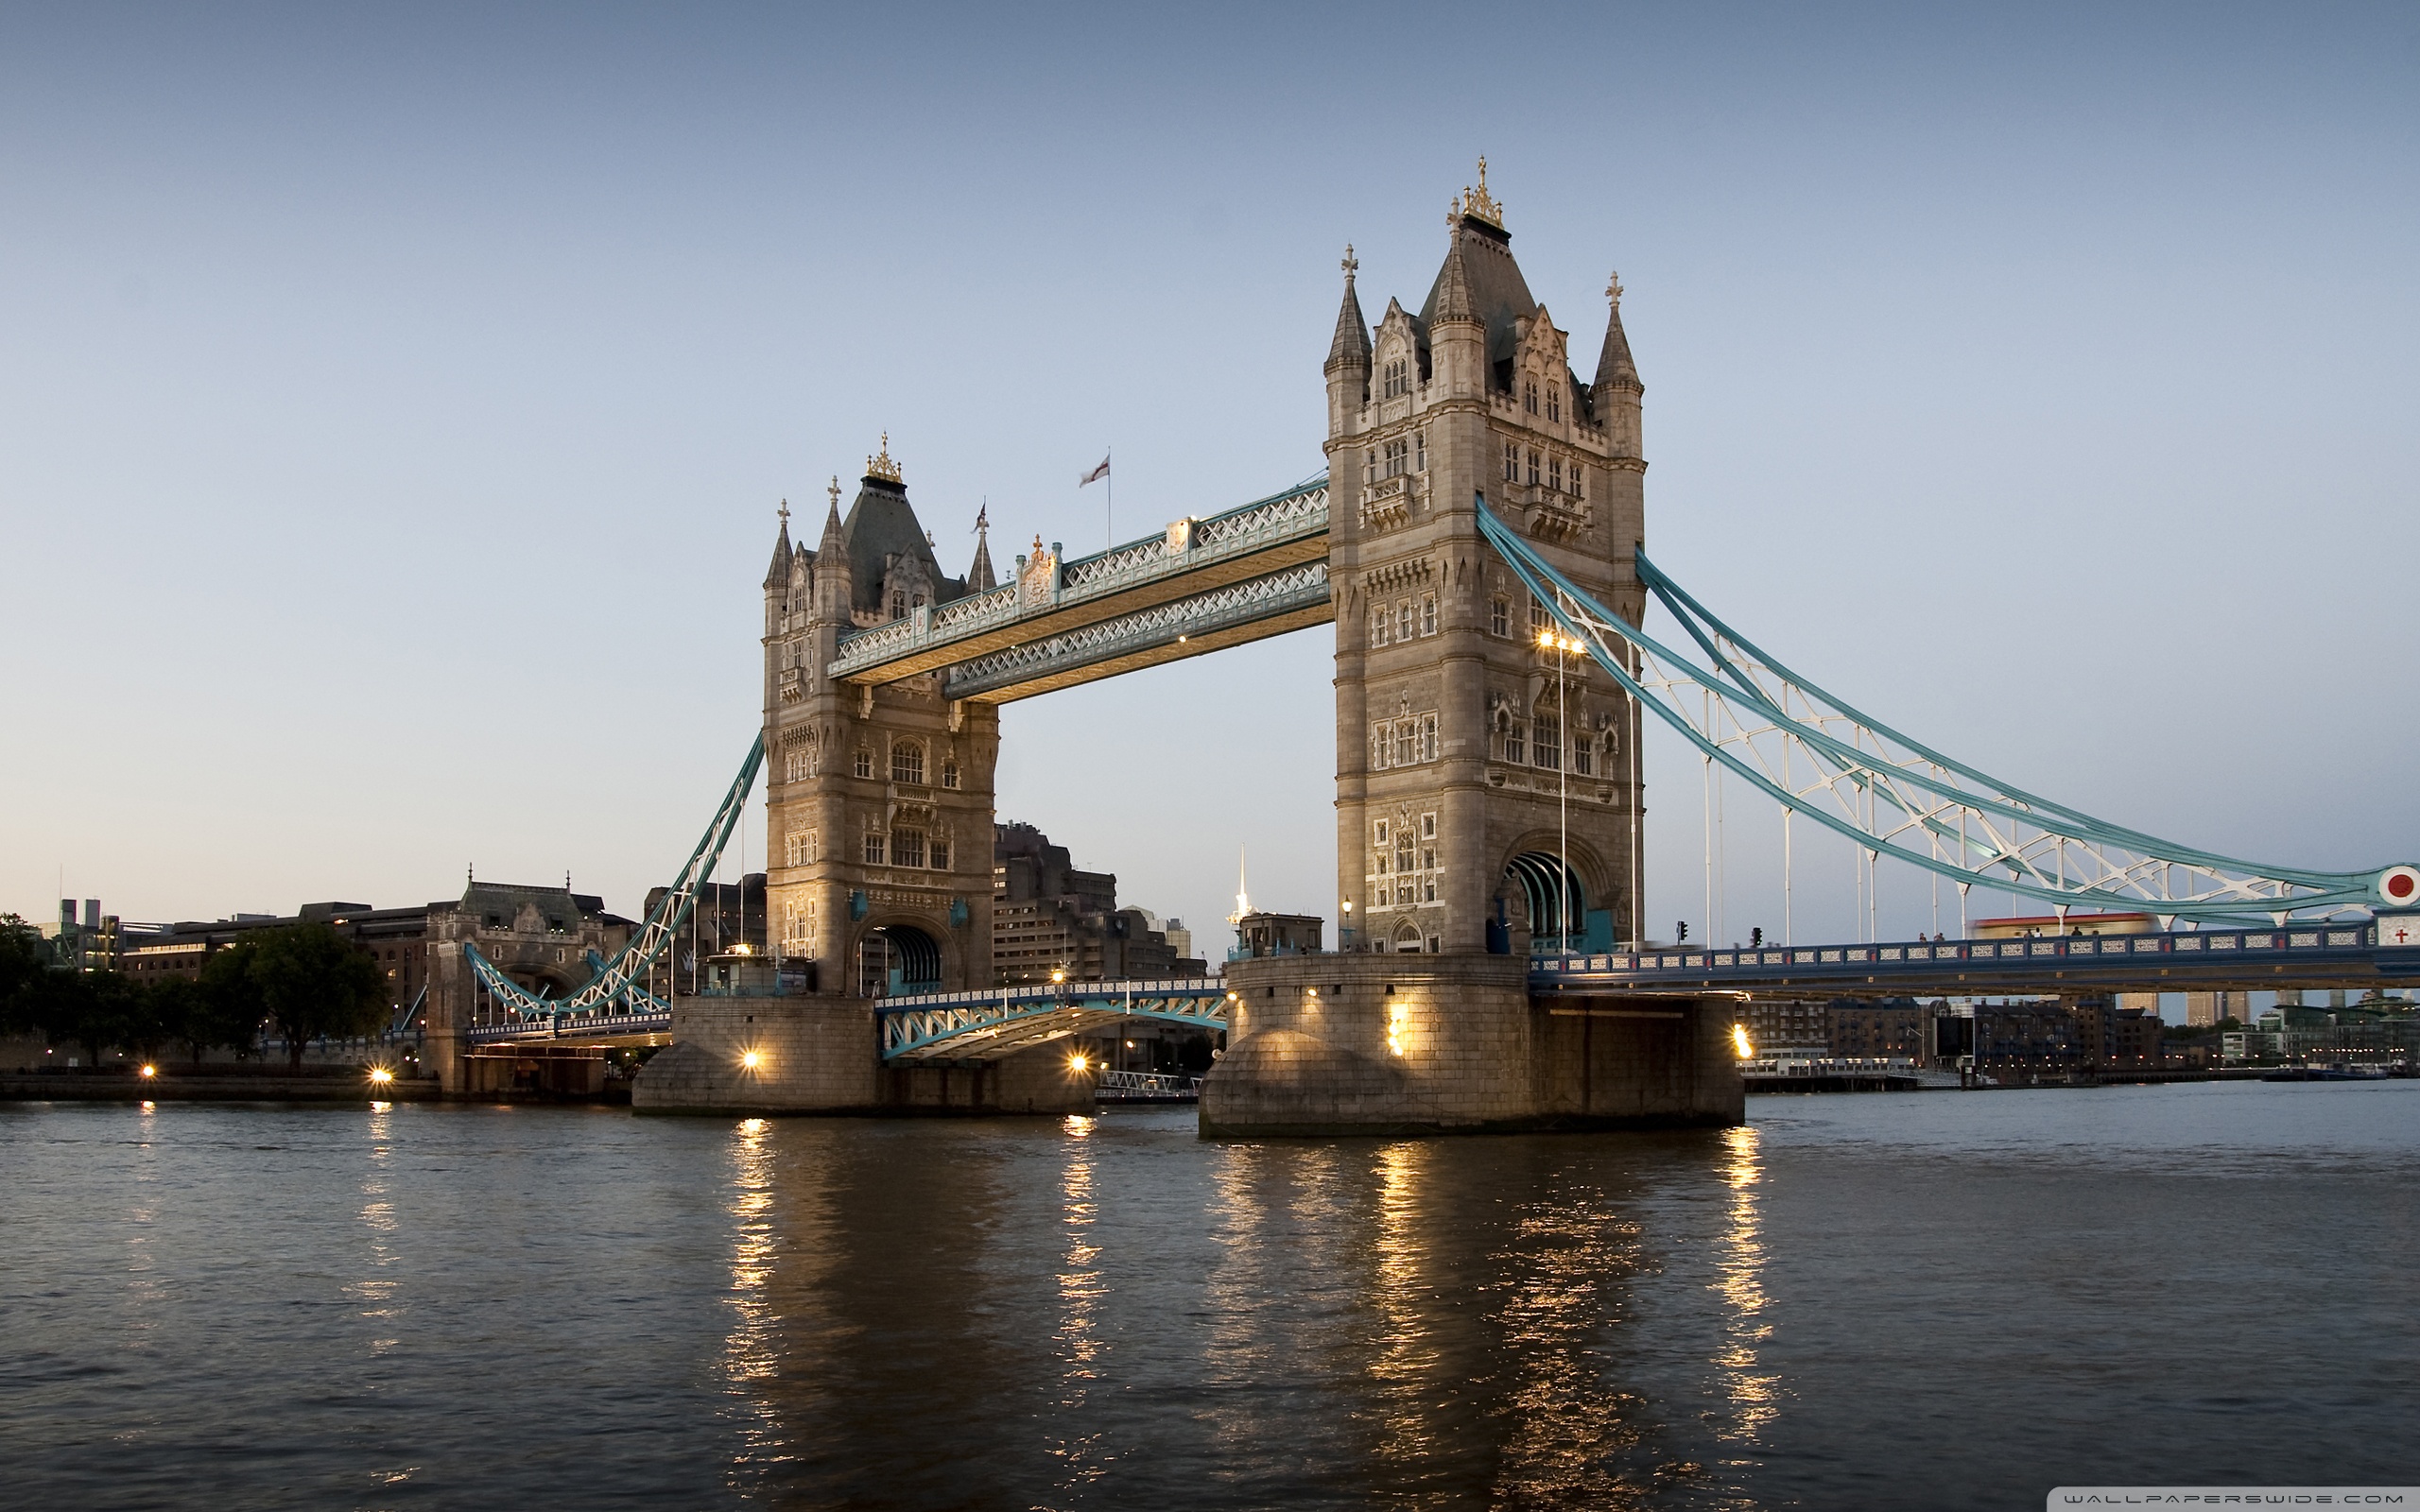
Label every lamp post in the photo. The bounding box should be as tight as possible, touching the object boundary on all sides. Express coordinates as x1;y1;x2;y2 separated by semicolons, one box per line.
1538;626;1582;951
1340;899;1354;952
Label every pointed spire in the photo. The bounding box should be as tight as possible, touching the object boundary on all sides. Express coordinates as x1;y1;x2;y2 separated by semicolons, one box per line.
1324;244;1370;374
763;499;794;589
818;475;849;563
968;503;996;593
1592;270;1641;393
1431;228;1479;326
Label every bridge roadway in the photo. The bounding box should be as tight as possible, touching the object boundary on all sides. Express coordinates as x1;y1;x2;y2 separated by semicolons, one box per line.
465;916;2418;1058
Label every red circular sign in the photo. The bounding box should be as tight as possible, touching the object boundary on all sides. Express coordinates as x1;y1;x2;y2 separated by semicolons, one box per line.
2380;867;2420;904
2394;874;2417;901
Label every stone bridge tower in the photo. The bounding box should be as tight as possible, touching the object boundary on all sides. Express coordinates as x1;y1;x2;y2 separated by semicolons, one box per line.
1323;162;1648;956
760;439;1001;997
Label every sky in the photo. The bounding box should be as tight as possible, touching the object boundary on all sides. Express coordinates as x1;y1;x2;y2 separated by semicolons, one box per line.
3;2;2415;962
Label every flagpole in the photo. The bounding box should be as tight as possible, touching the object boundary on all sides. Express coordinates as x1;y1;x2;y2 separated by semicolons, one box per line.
1106;445;1113;550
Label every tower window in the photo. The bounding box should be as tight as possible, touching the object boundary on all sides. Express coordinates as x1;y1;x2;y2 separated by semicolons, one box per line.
1420;593;1437;635
1374;818;1390;845
1383;437;1409;478
930;838;949;869
1548;456;1563;492
1415;429;1426;472
1575;735;1595;776
1547;387;1561;422
891;741;925;784
1395;600;1412;641
942;759;959;789
864;833;887;866
1527;450;1540;486
1504;721;1526;765
1421;812;1437;839
1419;714;1438;761
1490;597;1510;637
892;830;926;868
1383;358;1409;399
889;590;907;620
854;749;873;779
1530;597;1550;636
1369;607;1390;647
1394;721;1414;766
1524;378;1538;415
1572;464;1584;500
1503;441;1519;482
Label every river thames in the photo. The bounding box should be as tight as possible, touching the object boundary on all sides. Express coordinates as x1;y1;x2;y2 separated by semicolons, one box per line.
3;1081;2413;1510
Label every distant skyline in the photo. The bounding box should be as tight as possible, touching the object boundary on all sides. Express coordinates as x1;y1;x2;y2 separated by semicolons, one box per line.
4;3;2415;954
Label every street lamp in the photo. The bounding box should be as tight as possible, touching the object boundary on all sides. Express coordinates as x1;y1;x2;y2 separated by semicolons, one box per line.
1340;898;1354;951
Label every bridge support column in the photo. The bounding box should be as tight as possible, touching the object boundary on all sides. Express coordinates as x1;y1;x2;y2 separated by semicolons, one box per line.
631;996;1093;1115
1201;954;1740;1136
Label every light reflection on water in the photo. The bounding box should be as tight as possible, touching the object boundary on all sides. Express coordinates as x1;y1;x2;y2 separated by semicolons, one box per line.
3;1083;2417;1510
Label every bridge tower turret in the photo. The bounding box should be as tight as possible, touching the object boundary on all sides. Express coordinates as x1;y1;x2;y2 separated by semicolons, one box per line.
1323;162;1648;958
762;443;1000;999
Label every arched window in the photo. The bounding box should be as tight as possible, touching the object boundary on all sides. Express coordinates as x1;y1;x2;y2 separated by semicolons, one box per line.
1503;441;1519;482
1547;386;1561;422
941;758;959;789
1524;378;1539;415
891;740;925;785
889;590;907;620
1490;597;1510;637
854;748;873;780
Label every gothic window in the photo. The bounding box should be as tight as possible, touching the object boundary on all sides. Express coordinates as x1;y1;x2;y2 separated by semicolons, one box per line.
864;833;887;865
1527;449;1541;486
1502;441;1519;482
1394;721;1414;766
1535;710;1562;770
1421;594;1437;635
1530;597;1550;636
1547;386;1561;422
1395;830;1415;876
1375;818;1390;845
1490;597;1510;637
1415;429;1426;472
941;758;959;789
889;590;907;620
1419;714;1438;760
785;830;818;867
1505;721;1526;765
930;838;949;870
1571;464;1584;500
1369;607;1389;647
1370;725;1390;770
1548;456;1563;492
1524;378;1538;415
1383;437;1408;478
1394;600;1412;641
1422;812;1437;840
892;830;926;868
785;748;808;783
854;749;873;779
891;741;925;784
1382;357;1409;399
1574;736;1594;776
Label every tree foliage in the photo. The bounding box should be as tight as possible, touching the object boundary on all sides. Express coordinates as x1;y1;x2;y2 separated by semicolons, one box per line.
200;923;388;1069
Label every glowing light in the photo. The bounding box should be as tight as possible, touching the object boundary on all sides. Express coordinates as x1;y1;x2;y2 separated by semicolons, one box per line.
367;1067;394;1085
139;1064;157;1079
741;1050;762;1070
1068;1053;1089;1074
1732;1023;1754;1059
1386;1002;1409;1057
1050;969;1066;984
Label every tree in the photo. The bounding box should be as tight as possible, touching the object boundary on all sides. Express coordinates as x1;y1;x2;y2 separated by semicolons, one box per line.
0;914;47;1038
19;969;137;1068
201;924;388;1070
153;974;259;1064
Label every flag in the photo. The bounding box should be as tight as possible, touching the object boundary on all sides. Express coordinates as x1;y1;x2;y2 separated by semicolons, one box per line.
1078;455;1110;487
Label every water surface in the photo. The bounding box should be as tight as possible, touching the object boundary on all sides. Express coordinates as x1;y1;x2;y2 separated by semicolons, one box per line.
3;1082;2413;1509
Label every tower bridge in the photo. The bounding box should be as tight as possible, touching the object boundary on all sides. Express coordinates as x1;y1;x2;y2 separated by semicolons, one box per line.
423;163;2417;1130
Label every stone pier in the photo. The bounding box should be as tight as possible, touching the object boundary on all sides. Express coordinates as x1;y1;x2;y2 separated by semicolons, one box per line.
631;995;1094;1116
1201;954;1742;1136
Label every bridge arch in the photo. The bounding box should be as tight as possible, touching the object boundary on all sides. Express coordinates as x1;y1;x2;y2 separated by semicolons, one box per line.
1495;841;1620;953
858;921;944;998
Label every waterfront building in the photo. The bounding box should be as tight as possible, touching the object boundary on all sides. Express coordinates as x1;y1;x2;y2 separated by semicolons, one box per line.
1961;1000;2084;1082
2184;990;2249;1026
1827;999;1936;1060
989;822;1205;984
1741;998;1829;1055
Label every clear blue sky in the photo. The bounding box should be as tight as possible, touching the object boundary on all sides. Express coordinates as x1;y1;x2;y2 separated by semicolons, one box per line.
4;3;2414;952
